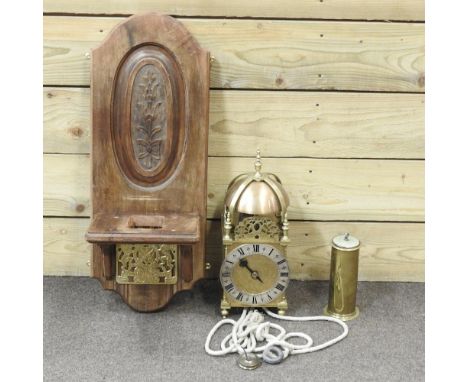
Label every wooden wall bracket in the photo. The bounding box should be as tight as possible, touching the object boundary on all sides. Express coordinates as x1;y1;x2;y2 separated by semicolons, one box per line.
85;13;210;311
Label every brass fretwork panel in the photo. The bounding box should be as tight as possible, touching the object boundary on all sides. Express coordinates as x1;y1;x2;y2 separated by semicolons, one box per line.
234;216;280;241
116;244;178;284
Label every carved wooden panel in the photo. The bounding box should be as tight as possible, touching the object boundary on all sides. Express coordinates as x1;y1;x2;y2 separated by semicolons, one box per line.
112;45;185;187
131;65;166;171
86;13;210;312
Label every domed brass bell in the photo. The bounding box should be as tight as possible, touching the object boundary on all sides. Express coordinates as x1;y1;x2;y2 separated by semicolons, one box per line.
223;150;289;225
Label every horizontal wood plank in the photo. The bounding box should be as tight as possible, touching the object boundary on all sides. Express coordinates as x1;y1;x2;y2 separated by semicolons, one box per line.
44;16;424;91
44;0;425;21
44;217;424;281
44;88;90;153
44;87;425;158
44;217;91;276
44;154;424;221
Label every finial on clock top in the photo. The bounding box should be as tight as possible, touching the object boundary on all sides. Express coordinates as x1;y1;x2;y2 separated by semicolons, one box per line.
254;149;262;179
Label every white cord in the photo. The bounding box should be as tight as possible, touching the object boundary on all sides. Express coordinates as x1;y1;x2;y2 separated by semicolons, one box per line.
205;308;348;360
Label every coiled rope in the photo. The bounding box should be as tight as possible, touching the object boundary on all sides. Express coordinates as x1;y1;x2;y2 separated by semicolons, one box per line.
205;308;348;362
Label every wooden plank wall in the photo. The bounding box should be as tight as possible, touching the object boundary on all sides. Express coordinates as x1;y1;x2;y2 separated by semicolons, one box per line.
43;1;425;281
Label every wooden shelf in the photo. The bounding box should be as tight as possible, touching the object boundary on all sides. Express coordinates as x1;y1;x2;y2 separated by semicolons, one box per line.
86;213;200;244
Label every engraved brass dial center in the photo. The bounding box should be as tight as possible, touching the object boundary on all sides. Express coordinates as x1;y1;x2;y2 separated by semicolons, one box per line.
232;254;277;294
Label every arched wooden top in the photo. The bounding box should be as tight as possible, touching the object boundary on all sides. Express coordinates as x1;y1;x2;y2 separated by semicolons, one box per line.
94;12;208;60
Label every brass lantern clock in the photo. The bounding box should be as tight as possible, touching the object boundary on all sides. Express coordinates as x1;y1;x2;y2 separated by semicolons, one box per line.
220;151;291;317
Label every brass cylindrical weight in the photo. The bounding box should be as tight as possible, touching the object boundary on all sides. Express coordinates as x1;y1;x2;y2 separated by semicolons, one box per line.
324;233;360;321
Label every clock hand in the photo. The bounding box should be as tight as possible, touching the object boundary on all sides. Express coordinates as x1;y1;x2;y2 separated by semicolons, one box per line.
239;259;257;274
253;272;264;284
239;258;253;273
239;259;264;283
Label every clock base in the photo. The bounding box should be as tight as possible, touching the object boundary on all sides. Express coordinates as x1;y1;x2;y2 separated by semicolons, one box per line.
220;293;288;318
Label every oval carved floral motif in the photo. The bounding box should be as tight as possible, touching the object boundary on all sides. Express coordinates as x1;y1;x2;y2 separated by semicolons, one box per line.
131;65;167;171
112;45;185;188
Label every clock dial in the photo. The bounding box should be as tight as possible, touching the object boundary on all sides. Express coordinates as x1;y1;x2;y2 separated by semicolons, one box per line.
220;243;290;306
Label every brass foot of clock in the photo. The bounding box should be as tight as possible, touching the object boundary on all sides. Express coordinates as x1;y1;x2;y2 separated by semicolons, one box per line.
277;296;288;316
219;151;291;315
220;295;231;318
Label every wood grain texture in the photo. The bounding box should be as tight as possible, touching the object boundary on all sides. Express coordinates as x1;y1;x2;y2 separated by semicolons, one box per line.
44;217;91;276
44;153;90;216
44;87;425;159
44;218;424;281
44;154;424;221
44;88;90;153
44;16;424;91
44;0;425;21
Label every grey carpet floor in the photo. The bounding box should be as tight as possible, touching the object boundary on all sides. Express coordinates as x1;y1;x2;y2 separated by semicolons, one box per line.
44;277;424;382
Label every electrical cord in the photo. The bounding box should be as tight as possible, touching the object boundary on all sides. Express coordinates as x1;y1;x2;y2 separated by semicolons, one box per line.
205;308;348;362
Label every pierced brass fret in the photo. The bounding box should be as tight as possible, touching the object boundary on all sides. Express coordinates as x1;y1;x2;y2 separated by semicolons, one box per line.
116;244;178;284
